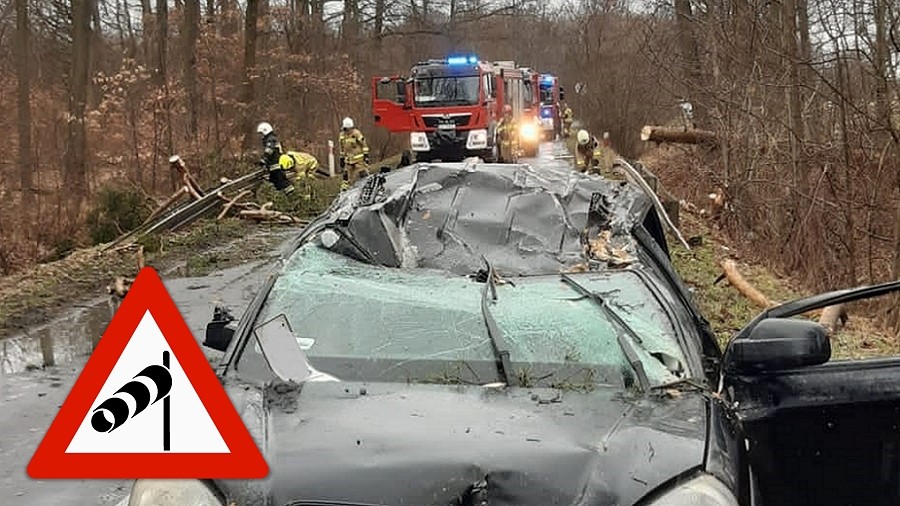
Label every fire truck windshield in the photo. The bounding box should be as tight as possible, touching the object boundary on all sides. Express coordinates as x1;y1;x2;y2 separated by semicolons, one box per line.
414;76;481;107
539;84;554;104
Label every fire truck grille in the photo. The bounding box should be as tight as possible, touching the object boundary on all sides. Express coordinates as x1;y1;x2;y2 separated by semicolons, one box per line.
422;114;471;129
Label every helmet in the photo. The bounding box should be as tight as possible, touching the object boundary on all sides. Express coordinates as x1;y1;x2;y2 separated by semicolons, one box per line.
503;104;512;114
257;122;273;136
278;153;295;170
577;129;590;145
342;117;354;129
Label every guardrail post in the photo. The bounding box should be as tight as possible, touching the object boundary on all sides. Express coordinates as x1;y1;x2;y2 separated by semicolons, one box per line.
328;140;335;177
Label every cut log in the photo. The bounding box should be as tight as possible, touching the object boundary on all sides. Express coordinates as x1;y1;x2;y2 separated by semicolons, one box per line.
721;259;774;309
819;304;849;334
217;190;252;220
641;126;718;147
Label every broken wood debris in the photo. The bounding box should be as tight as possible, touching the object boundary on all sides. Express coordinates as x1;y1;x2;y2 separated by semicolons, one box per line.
104;155;305;251
719;258;850;336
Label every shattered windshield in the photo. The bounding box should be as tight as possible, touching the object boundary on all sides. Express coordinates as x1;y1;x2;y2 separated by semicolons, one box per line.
414;76;480;107
239;244;686;388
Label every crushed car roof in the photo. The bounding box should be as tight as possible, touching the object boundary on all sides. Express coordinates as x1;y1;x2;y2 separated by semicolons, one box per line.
300;161;654;276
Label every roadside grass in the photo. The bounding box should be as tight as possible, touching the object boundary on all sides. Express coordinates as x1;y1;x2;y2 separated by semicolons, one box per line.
669;211;899;359
0;219;287;335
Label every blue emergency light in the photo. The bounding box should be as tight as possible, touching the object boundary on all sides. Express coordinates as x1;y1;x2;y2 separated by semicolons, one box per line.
541;75;555;84
448;55;478;65
541;107;552;118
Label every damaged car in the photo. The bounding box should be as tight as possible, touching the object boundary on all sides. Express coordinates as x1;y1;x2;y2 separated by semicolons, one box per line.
123;160;900;506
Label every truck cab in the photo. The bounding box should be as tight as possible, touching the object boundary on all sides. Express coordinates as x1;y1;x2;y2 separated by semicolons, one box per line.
538;74;561;140
372;55;500;163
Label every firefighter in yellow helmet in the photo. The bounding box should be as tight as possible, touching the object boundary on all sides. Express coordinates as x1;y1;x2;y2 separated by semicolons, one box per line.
338;117;370;190
496;104;519;163
278;151;326;200
561;102;574;139
575;129;603;174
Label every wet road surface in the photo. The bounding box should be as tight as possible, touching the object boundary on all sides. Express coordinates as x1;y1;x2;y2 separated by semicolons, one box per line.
0;227;300;505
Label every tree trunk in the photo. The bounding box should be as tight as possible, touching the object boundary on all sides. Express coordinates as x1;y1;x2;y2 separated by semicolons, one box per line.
374;0;384;41
241;0;261;151
640;125;718;146
16;0;33;216
140;0;153;64
184;0;200;141
65;0;92;220
156;0;174;189
673;0;704;125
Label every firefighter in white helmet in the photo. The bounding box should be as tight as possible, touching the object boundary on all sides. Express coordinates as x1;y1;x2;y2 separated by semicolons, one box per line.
575;129;603;174
257;121;294;194
338;117;370;190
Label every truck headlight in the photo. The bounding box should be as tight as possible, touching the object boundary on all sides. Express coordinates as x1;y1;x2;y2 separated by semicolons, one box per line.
410;132;430;152
520;122;539;142
644;474;737;505
466;129;488;149
127;479;225;506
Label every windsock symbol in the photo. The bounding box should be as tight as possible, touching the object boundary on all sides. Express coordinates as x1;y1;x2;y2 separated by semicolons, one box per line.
89;351;173;451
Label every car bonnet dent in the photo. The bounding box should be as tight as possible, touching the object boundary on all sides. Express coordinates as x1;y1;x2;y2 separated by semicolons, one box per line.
230;381;707;506
310;162;652;276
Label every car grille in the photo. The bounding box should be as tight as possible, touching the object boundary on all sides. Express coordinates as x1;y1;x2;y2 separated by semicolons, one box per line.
422;114;472;129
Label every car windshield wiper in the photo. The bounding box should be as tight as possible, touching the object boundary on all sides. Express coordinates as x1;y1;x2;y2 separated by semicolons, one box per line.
560;274;650;391
479;257;515;387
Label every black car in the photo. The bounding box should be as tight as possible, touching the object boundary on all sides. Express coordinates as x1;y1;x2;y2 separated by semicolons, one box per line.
121;161;900;506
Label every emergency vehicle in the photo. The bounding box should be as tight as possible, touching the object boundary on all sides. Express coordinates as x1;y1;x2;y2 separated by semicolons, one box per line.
371;55;531;163
518;66;542;157
538;74;563;140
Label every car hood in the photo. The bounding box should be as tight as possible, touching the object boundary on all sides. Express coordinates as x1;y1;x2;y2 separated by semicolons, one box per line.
221;380;708;506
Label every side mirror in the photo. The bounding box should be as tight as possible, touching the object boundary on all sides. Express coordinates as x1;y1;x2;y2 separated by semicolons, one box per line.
203;305;236;352
724;318;830;374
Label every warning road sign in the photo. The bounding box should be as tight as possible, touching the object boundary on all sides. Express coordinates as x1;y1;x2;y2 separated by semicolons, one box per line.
27;267;269;479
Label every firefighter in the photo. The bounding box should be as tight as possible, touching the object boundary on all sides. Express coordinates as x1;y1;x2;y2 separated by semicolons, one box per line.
279;151;327;200
338;117;370;190
575;129;603;174
561;102;574;139
496;105;519;163
257;122;294;194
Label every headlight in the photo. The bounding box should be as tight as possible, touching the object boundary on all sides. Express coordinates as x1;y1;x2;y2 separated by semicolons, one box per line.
466;129;488;149
128;479;225;506
520;122;539;141
644;474;737;505
410;132;430;152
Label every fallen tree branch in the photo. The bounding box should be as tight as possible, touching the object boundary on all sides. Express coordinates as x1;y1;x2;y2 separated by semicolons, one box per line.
641;126;718;147
239;209;305;224
217;190;252;220
721;259;774;309
819;304;849;334
146;186;189;222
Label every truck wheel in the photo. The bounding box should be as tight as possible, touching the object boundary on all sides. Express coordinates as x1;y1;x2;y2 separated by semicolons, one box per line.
400;150;411;167
413;152;433;163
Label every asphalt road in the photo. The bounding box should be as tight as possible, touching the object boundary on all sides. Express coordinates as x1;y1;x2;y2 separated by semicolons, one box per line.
0;235;292;505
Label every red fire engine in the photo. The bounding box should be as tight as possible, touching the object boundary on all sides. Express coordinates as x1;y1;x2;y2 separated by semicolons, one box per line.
371;55;532;163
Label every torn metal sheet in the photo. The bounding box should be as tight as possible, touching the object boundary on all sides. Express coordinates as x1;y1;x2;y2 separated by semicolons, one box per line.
302;162;653;276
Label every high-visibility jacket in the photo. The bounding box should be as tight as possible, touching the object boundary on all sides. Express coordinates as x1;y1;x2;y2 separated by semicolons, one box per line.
576;137;602;172
497;118;518;146
339;128;369;164
279;151;328;179
562;107;574;125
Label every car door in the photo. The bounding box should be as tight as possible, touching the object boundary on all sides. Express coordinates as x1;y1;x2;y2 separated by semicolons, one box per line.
721;281;900;506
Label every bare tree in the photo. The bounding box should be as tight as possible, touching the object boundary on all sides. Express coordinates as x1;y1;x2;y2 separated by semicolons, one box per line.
16;0;33;216
184;0;200;141
63;0;92;219
241;0;261;151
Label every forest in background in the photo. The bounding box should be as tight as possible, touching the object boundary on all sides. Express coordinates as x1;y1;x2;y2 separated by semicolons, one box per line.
0;0;898;331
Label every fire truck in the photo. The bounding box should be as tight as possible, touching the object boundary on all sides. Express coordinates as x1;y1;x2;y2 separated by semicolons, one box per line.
371;55;532;163
518;66;542;157
537;73;564;140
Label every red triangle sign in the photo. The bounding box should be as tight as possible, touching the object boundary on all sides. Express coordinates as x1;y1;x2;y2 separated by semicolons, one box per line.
27;267;269;479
